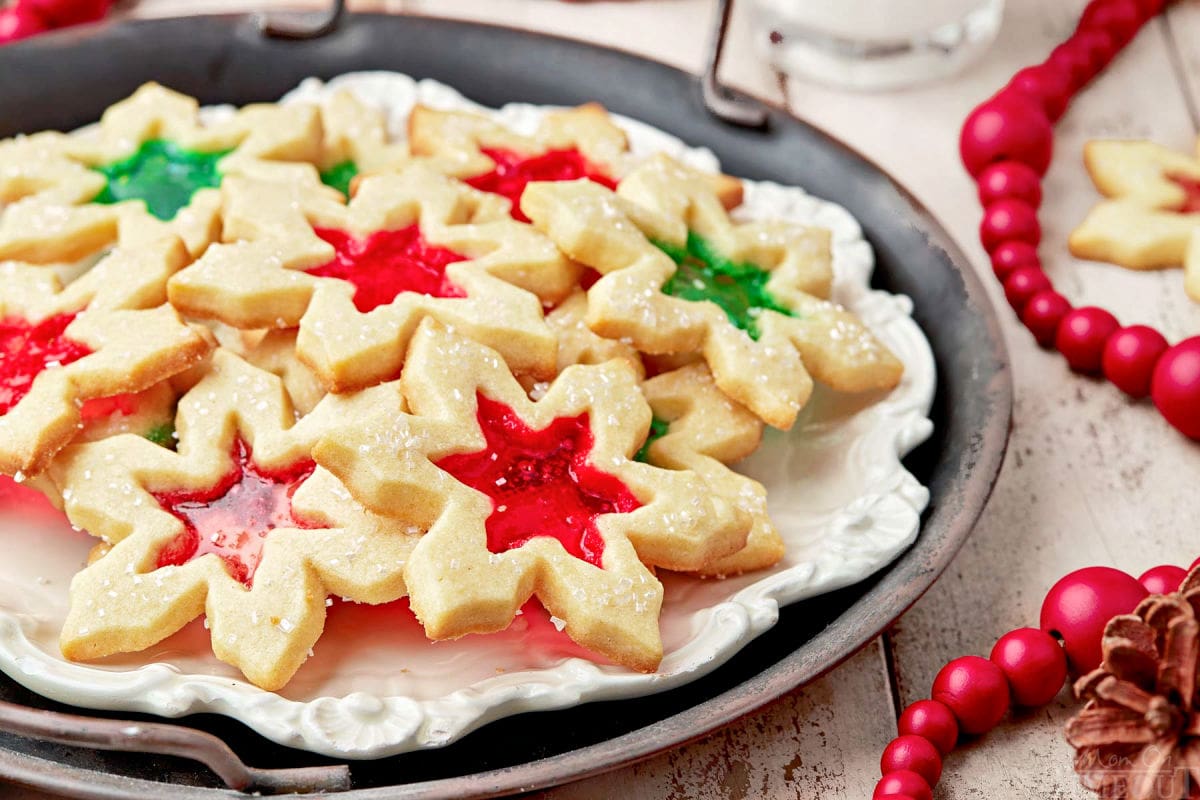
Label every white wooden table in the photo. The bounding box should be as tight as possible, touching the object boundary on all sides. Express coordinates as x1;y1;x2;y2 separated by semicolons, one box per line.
12;1;1200;797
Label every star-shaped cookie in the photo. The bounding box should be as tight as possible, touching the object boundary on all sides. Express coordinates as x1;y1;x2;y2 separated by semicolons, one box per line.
168;164;564;391
523;154;904;430
48;350;421;690
0;236;211;476
0;82;325;263
1069;138;1200;302
315;319;749;671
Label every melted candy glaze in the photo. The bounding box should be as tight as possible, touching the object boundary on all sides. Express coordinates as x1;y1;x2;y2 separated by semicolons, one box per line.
434;394;641;567
0;314;91;416
79;393;138;422
320;160;358;198
1169;173;1200;213
154;438;315;585
466;147;617;223
634;416;669;463
91;139;228;222
656;232;795;341
306;226;468;313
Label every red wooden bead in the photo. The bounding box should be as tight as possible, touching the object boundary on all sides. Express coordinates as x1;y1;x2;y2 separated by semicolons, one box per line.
1006;66;1072;121
989;628;1068;707
881;735;943;787
978;160;1043;208
1056;306;1120;373
1041;566;1149;672
898;700;959;756
960;94;1053;177
16;0;111;27
1080;0;1143;45
1152;337;1200;440
1003;267;1052;313
873;770;933;800
981;199;1040;253
1071;28;1121;76
0;6;47;42
1102;325;1169;398
1138;565;1189;595
1045;45;1093;91
931;656;1010;735
1022;290;1072;347
990;241;1040;279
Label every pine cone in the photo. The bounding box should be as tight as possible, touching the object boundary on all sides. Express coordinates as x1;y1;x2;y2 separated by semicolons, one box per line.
1065;567;1200;800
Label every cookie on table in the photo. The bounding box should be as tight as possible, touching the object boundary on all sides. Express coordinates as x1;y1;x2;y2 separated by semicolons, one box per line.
0;82;324;263
1069;138;1200;302
408;103;743;219
168;164;563;391
523;154;904;430
0;237;211;476
48;350;422;690
314;319;749;672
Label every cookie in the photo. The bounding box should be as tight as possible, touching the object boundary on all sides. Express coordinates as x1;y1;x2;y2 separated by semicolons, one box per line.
168;164;563;391
639;364;782;576
0;82;324;263
1070;138;1200;302
48;349;421;690
523;154;904;430
244;329;328;417
544;292;780;575
314;319;749;671
408;103;743;220
0;237;211;476
308;90;410;197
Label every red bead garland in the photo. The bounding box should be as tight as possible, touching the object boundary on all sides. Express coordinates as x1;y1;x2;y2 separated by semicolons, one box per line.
880;735;943;787
961;0;1199;439
873;770;933;800
0;0;111;45
1138;564;1189;594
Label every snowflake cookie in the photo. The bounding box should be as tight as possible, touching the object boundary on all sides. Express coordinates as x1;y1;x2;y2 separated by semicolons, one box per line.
639;364;781;576
0;82;324;263
523;154;904;430
542;293;779;575
1069;138;1200;302
48;350;422;690
408;103;743;221
0;237;211;476
314;319;749;671
168;164;563;391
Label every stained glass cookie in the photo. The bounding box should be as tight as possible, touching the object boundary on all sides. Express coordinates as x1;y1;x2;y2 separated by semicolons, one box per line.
0;237;211;476
48;349;421;690
1069;138;1200;302
0;82;325;263
314;319;750;671
168;164;563;391
523;154;904;430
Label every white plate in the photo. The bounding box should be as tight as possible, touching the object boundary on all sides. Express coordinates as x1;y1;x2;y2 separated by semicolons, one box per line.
0;73;935;758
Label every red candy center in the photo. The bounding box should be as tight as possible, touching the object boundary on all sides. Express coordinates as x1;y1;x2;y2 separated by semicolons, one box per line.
466;147;617;223
434;394;641;567
154;438;315;585
1168;173;1200;213
79;393;138;422
0;313;91;416
306;226;468;313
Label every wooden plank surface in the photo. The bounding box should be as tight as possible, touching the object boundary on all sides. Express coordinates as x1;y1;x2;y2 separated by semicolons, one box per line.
9;1;1200;798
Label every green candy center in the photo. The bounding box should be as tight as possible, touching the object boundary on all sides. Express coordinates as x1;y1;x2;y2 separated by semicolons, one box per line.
320;160;359;198
92;139;229;221
634;416;670;463
144;422;176;449
657;232;794;341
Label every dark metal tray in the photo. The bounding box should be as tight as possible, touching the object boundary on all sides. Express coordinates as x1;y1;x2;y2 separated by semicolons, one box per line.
0;13;1011;799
